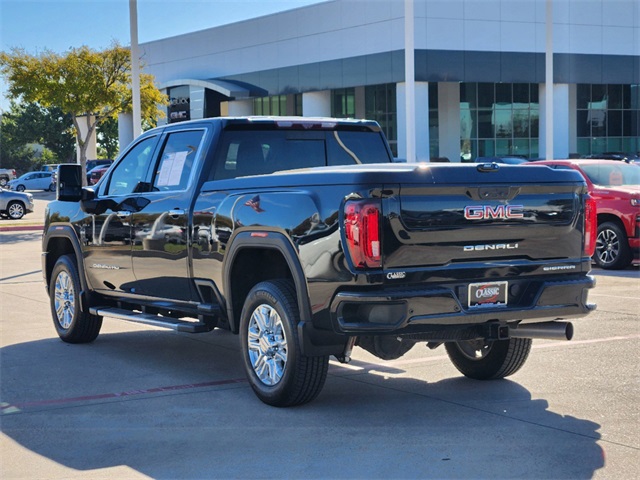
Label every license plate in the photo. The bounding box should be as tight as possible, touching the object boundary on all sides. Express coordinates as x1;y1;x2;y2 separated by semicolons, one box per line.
468;281;508;308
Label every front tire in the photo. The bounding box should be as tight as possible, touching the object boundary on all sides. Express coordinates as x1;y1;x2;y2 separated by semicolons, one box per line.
6;201;25;220
445;337;532;380
16;184;26;192
50;255;102;343
239;280;329;407
594;221;632;270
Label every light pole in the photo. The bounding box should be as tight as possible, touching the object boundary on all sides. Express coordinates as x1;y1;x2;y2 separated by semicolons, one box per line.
129;0;142;138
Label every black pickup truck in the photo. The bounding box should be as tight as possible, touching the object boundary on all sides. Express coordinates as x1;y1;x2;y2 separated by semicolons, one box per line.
43;117;596;407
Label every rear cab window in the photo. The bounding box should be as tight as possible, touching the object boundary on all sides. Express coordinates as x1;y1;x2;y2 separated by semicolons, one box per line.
212;127;392;180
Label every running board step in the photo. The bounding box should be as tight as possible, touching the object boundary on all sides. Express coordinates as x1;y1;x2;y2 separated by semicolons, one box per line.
90;307;211;333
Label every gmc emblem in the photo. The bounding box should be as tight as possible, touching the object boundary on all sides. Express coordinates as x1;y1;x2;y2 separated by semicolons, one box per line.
464;205;524;220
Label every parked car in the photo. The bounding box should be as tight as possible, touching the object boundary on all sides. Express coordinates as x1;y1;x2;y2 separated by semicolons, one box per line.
474;156;532;165
8;171;55;192
529;159;640;269
87;165;110;185
0;168;17;187
41;164;60;173
583;152;638;163
85;159;113;183
0;186;34;219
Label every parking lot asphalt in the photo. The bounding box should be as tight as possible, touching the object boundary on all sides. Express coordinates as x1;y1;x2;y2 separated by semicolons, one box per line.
1;222;639;479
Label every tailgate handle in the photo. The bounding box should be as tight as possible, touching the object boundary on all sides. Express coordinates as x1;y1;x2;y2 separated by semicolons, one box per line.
477;162;500;172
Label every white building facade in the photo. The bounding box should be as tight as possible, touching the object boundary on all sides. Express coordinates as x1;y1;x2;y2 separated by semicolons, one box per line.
139;0;640;161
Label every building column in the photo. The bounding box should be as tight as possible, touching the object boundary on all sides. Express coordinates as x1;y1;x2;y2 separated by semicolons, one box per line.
118;112;134;151
438;82;461;162
397;82;429;162
75;115;97;162
156;89;169;126
302;91;331;117
225;99;253;116
190;86;205;120
540;83;570;159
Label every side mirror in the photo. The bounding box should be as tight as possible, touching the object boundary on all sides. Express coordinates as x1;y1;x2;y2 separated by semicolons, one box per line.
57;164;83;202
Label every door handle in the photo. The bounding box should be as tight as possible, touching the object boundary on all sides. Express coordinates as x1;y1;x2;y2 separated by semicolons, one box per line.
169;209;185;219
116;211;131;219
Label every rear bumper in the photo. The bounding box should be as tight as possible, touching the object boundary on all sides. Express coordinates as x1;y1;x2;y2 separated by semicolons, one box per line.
329;275;596;335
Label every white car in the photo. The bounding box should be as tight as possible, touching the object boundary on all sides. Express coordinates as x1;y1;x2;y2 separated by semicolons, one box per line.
0;187;34;219
8;171;55;192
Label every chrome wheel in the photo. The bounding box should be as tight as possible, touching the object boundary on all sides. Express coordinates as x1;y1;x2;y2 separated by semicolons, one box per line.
247;304;288;386
54;270;75;329
7;202;24;219
596;228;620;266
455;339;492;360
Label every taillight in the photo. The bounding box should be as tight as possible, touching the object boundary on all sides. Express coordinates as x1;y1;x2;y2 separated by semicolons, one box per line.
344;199;381;269
584;195;597;257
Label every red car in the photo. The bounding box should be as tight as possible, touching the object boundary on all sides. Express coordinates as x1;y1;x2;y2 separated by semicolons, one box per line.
88;165;110;185
529;159;640;269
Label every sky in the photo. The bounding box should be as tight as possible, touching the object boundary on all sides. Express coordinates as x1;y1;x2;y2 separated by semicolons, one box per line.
0;0;326;111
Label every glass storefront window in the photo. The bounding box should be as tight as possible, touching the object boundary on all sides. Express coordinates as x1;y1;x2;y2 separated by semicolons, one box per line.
365;83;397;157
253;95;287;116
576;84;639;157
331;88;355;118
460;83;539;160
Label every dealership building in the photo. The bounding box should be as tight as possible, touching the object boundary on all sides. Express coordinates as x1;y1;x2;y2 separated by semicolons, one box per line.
138;0;640;161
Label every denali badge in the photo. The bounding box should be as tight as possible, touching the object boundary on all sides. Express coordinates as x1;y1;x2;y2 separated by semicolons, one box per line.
464;205;524;220
464;243;519;252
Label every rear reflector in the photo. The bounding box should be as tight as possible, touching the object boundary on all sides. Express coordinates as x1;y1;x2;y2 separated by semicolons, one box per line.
584;195;597;257
344;199;382;269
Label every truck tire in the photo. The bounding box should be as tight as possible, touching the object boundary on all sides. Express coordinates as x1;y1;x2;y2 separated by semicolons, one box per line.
6;201;25;220
445;337;532;380
239;279;329;407
0;177;8;187
50;254;102;343
594;221;632;270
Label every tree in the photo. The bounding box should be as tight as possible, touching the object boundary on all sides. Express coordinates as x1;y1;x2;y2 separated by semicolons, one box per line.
2;101;75;163
0;43;167;183
97;116;119;160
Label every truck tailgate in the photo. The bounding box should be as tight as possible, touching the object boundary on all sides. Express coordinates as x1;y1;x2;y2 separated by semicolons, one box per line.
383;164;586;270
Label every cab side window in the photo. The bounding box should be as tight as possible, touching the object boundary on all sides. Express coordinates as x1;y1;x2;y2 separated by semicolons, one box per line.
152;130;204;191
106;136;157;196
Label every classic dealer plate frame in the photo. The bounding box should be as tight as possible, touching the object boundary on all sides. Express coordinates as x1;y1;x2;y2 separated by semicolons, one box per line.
468;281;508;308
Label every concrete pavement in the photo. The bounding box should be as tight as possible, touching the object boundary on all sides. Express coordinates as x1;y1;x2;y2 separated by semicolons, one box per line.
1;228;639;478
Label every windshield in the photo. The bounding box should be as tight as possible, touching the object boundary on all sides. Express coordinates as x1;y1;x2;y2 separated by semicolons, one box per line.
580;163;640;187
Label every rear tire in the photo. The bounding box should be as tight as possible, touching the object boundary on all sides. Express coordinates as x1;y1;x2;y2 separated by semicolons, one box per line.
239;279;329;407
50;254;102;343
445;337;532;380
594;221;632;270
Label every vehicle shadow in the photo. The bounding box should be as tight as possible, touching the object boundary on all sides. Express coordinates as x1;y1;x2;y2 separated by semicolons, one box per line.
0;231;43;244
1;331;604;479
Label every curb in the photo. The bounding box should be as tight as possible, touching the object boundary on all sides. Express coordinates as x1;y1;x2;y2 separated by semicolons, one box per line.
0;224;44;233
